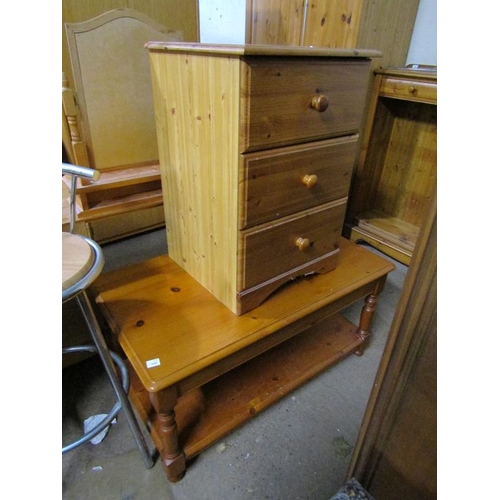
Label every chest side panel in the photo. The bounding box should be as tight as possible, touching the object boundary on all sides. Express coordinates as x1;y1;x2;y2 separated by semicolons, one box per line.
150;51;241;310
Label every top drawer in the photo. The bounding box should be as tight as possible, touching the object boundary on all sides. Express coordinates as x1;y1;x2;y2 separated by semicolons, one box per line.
378;77;437;104
240;57;371;152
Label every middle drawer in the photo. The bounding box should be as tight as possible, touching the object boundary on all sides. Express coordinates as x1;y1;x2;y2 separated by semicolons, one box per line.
240;135;358;229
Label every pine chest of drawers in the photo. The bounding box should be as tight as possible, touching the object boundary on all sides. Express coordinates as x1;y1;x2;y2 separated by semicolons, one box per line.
147;43;380;315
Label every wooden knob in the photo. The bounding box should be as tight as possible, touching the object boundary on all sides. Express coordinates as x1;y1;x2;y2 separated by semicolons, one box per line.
295;237;311;251
310;94;329;112
302;174;318;188
409;85;417;94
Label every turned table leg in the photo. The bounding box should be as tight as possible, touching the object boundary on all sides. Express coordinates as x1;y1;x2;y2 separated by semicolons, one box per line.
355;276;387;356
150;387;186;482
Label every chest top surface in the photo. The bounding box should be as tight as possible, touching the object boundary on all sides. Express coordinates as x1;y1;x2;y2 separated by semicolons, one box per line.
145;41;382;59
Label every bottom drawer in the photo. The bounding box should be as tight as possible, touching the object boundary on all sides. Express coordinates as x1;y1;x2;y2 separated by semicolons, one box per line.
239;199;347;291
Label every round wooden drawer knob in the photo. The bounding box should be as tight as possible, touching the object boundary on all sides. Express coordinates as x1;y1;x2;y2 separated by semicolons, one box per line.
409;86;417;94
295;237;311;251
310;94;329;112
302;174;318;188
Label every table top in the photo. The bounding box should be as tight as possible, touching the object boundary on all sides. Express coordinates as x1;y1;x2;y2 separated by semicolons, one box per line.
62;232;94;292
94;238;394;392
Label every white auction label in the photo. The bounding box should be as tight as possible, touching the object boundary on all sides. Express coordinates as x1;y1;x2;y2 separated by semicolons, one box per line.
146;358;161;368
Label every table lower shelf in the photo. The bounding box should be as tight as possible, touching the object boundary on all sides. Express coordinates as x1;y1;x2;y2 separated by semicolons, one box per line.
127;312;362;461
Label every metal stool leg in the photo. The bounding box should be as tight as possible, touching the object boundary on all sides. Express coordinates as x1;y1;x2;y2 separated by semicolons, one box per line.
63;345;125;453
75;290;154;469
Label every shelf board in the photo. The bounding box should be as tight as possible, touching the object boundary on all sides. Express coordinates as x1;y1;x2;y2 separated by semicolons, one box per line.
75;189;164;221
356;212;418;252
62;163;161;194
128;313;362;461
349;211;419;265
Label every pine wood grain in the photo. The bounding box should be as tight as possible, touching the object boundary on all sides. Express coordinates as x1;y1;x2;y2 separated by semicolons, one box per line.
147;42;381;58
240;57;371;151
379;77;437;104
240;199;346;289
178;315;362;459
129;314;364;461
240;136;358;228
247;0;305;45
347;68;437;264
148;43;375;314
150;49;241;312
245;0;419;68
94;238;394;392
302;0;363;48
93;237;394;477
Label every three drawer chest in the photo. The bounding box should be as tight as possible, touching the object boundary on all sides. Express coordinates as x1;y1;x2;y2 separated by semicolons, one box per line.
147;43;381;314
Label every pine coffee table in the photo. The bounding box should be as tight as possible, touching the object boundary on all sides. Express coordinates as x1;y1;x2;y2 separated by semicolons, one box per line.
93;238;394;482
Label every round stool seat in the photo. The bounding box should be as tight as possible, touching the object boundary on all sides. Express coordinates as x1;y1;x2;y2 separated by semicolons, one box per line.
62;232;104;302
62;233;93;290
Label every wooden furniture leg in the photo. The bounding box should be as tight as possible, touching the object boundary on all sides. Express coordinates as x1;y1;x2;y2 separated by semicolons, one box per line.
149;386;186;482
355;276;387;356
